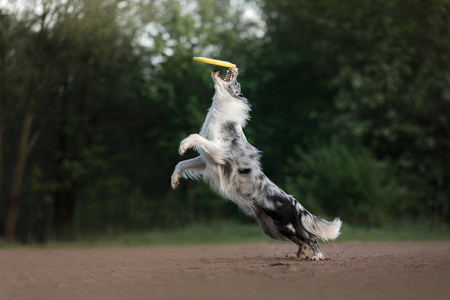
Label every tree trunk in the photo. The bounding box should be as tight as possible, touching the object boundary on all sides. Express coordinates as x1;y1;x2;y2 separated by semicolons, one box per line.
0;86;3;203
0;39;4;215
54;185;77;239
4;89;36;242
53;78;78;239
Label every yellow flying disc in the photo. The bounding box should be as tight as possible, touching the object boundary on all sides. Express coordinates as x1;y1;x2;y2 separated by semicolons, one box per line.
193;57;237;68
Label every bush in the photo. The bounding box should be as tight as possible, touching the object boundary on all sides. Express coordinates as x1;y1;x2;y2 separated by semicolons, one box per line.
285;141;409;225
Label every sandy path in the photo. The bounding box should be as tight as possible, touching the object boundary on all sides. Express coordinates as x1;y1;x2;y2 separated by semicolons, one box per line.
1;242;449;299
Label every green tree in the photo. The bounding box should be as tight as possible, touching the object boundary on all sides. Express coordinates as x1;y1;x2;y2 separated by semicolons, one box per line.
285;141;409;224
327;0;450;221
1;4;50;241
243;0;340;180
1;0;153;241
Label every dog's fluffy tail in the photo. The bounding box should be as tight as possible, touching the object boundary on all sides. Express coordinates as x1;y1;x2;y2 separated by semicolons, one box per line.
300;210;342;242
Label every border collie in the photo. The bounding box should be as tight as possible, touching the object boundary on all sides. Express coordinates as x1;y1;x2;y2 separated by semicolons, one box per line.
171;68;341;260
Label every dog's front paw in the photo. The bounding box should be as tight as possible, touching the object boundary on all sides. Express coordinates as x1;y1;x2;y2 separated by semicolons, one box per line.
179;140;189;156
178;134;198;155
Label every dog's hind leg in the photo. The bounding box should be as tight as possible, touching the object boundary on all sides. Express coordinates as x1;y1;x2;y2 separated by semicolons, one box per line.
307;238;324;260
288;240;323;261
296;242;308;260
171;156;206;189
179;134;226;164
287;242;308;260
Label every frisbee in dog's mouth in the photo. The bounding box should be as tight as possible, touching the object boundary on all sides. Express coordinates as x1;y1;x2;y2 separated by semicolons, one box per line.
193;57;237;68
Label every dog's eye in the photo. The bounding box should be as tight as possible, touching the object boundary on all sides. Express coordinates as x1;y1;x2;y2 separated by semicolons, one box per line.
238;168;251;174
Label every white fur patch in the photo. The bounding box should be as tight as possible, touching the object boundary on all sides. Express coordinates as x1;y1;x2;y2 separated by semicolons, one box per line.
286;223;296;234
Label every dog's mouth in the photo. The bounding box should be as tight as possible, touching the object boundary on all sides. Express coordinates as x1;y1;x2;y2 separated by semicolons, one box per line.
223;68;235;82
213;68;237;82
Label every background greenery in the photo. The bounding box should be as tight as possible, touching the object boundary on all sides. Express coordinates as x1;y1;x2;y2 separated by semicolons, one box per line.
1;0;449;244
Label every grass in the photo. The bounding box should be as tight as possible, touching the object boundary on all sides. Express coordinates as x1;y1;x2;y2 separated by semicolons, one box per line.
338;221;450;242
1;220;450;248
60;221;271;248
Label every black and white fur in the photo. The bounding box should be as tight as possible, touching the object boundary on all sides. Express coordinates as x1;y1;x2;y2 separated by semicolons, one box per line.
171;68;342;260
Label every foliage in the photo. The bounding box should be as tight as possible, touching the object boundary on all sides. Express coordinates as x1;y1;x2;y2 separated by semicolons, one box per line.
328;0;450;222
285;141;409;225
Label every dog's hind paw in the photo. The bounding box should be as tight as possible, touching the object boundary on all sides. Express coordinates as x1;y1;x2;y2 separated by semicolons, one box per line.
286;253;309;261
311;253;324;261
171;171;180;189
171;179;179;190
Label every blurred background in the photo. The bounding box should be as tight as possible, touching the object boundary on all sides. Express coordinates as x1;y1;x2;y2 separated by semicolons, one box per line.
0;0;449;244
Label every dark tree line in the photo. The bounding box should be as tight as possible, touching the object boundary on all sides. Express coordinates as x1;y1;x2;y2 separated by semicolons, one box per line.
1;0;449;243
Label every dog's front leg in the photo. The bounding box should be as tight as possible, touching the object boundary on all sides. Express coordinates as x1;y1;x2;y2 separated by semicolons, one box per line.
171;156;206;189
179;134;226;164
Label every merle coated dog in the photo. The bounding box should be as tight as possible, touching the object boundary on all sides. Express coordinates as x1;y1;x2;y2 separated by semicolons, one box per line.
171;68;341;260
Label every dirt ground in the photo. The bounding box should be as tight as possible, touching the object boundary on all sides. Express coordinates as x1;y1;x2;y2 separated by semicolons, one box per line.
1;241;449;300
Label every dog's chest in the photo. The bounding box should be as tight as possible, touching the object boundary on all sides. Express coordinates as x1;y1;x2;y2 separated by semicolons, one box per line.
200;100;248;142
200;107;241;143
200;121;220;140
201;120;239;147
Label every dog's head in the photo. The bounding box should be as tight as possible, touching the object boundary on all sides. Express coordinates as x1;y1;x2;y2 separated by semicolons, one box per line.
211;68;245;100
